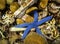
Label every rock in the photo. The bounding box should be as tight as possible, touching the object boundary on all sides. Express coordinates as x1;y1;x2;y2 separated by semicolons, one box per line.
0;0;6;10
24;32;48;44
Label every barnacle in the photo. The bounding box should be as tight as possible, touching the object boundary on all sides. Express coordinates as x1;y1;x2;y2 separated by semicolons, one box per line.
24;32;48;44
48;3;59;14
41;18;59;40
41;25;59;40
2;11;15;25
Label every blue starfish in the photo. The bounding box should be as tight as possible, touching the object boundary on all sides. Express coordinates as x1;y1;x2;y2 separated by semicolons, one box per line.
15;11;52;39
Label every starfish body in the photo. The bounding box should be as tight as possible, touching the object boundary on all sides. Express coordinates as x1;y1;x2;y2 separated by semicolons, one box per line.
15;11;52;39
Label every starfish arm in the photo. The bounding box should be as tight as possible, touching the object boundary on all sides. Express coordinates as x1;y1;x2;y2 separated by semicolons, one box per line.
33;11;38;22
36;27;42;35
22;25;33;39
15;23;30;28
37;16;52;26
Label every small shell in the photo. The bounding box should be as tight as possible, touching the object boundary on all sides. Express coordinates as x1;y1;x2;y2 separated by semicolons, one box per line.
48;3;59;14
10;27;26;31
38;0;48;9
50;3;60;9
10;2;19;13
16;18;24;24
26;7;38;14
10;27;35;32
22;14;34;23
14;0;37;18
38;7;48;20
